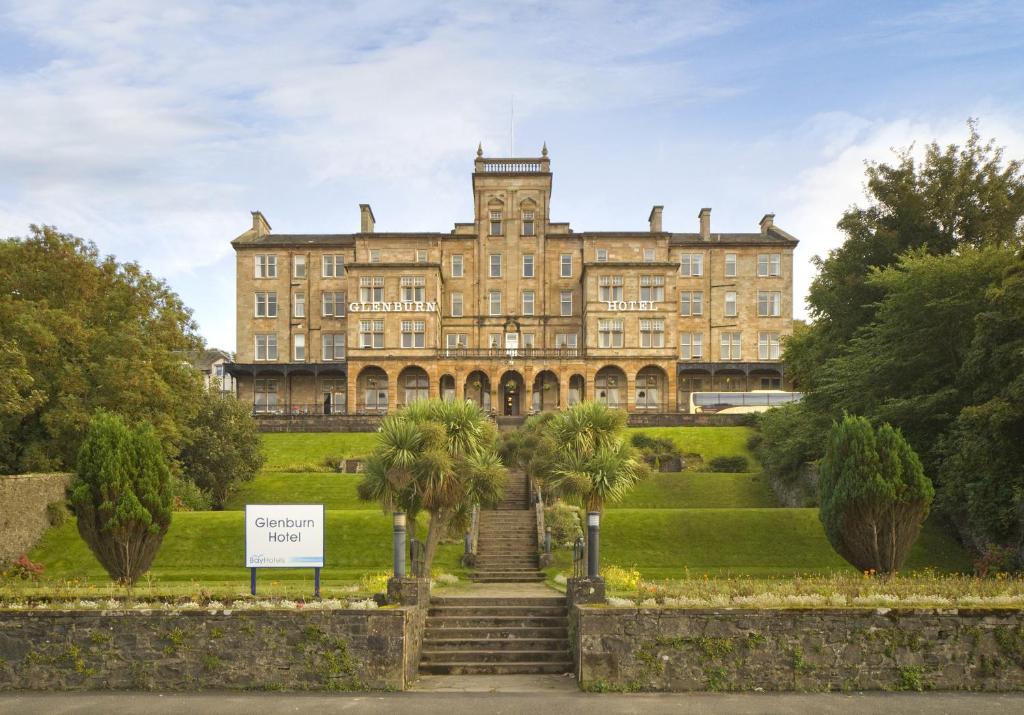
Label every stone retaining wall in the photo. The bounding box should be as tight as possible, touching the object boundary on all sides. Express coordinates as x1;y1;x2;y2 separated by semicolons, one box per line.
576;607;1024;692
0;607;418;691
0;473;72;563
256;415;382;433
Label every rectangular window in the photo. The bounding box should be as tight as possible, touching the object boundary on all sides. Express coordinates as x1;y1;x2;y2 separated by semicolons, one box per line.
446;333;467;350
293;255;306;278
451;254;464;278
489;291;502;316
560;290;572;316
720;332;741;360
322;334;345;361
759;331;781;360
255;255;277;278
416;249;428;263
679;291;704;316
254;379;278;413
725;253;737;278
599;275;624;302
596;248;608;263
522;254;534;278
522;211;535;236
757;291;782;317
401;320;426;348
322;291;346;317
255;292;277;318
488;333;501;349
680;332;703;360
400;276;426;302
643;248;655;263
680;253;704;277
725;291;737;318
255;334;278;361
598;319;624;348
640;275;665;302
639;319;665;348
489;210;502;236
522;290;535;315
555;333;578;350
322;255;345;277
522;333;535;348
451;292;464;317
359;320;384;349
560;253;573;278
369;249;381;264
489;253;502;278
359;276;384;303
293;292;305;318
758;253;782;277
293;334;305;361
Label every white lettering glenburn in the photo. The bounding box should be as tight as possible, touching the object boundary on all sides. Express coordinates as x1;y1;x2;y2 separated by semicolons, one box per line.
606;301;659;311
348;301;438;313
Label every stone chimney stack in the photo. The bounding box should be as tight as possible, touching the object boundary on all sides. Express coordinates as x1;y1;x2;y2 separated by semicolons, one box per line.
698;208;711;240
760;213;775;234
360;204;376;233
648;205;664;233
251;211;271;237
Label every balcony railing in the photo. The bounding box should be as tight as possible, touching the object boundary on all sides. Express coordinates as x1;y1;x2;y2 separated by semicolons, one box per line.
437;347;582;360
480;159;544;173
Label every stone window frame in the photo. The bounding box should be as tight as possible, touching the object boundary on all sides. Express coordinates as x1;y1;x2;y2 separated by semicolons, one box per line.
560;253;573;278
254;291;277;318
400;275;426;302
359;320;385;349
359;276;384;303
489;290;502;316
758;331;781;360
451;254;464;278
724;291;737;318
522;210;535;236
254;333;278;361
255;254;277;278
639;275;665;302
323;255;345;278
293;334;306;362
322;291;346;317
643;248;656;263
758;253;782;277
599;275;624;302
720;331;741;360
400;320;426;348
757;290;782;317
522;254;535;278
679;253;704;277
725;253;737;278
293;255;306;279
489;253;503;278
680;290;703;316
597;318;624;348
560;290;573;316
489;210;503;236
522;290;535;316
680;332;703;359
293;292;305;318
322;333;345;361
451;292;464;317
639;318;665;348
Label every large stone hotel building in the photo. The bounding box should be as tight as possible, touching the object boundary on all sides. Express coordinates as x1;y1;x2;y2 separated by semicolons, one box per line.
228;147;797;418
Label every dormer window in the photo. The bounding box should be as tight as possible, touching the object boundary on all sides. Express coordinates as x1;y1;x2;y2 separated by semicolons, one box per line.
489;210;502;236
369;249;381;264
522;211;535;236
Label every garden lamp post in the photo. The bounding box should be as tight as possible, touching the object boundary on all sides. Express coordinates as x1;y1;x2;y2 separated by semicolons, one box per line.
393;512;406;578
587;511;600;578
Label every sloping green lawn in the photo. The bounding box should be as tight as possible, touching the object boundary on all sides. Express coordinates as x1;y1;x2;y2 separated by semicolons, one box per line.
225;473;366;510
260;433;378;472
628;426;758;469
612;472;777;509
599;509;970;578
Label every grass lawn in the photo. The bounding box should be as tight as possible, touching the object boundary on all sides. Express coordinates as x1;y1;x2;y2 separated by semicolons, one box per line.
628;426;758;469
225;473;366;510
596;509;970;578
28;513;465;589
612;472;778;509
260;432;378;472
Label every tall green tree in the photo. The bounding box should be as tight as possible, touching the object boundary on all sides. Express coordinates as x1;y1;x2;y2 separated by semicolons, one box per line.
178;390;265;509
358;399;507;573
0;226;204;473
71;411;173;585
819;415;934;574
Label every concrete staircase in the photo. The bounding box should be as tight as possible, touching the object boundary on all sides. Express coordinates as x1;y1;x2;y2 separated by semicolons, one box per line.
419;595;572;674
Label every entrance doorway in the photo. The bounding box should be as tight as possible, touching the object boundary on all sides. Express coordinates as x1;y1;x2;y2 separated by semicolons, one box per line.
500;371;524;416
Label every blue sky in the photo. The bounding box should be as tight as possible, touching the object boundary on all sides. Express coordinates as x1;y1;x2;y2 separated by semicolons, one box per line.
1;0;1022;350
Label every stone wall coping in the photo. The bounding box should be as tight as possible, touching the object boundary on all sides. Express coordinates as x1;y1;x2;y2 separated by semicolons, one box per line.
0;606;411;617
577;605;1024;616
0;472;72;481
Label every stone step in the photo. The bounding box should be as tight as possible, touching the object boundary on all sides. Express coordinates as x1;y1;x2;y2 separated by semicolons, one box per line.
469;575;547;583
430;597;565;607
427;615;564;628
418;661;572;675
423;638;569;651
424;626;568;639
428;606;566;618
421;649;570;664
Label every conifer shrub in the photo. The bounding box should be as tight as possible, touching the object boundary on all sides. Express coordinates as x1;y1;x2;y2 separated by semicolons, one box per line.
70;410;173;585
819;415;934;574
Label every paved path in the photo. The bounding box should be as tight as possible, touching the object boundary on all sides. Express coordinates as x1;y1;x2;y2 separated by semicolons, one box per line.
3;691;1024;714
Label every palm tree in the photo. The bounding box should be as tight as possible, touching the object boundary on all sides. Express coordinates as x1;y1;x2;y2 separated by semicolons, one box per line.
358;398;507;574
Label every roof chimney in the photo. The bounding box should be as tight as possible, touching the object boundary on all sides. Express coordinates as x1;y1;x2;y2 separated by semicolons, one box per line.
360;204;375;233
759;213;775;234
251;211;271;237
648;205;663;233
698;208;711;240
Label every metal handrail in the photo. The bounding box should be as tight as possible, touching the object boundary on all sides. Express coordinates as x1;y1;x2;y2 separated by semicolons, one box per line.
572;537;585;579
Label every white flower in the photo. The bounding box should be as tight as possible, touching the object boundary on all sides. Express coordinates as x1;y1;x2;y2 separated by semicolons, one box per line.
554;574;568;586
606;596;634;607
435;573;459;585
348;598;378;610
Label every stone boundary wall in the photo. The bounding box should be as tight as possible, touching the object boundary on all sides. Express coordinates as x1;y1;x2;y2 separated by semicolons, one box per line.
256;415;382;433
575;607;1024;692
0;473;72;563
0;607;419;691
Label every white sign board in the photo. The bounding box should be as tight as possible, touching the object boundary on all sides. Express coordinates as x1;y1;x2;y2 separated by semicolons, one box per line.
245;504;324;568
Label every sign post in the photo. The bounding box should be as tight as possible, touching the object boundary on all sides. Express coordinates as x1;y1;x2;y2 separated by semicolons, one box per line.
245;504;325;597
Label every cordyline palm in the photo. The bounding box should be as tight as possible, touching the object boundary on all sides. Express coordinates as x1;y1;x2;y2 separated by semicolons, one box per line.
358;398;506;574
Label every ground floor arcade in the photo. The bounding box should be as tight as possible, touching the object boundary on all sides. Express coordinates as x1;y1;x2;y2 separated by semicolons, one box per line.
228;360;788;416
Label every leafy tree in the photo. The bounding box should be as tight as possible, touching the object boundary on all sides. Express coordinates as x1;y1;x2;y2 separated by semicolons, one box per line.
0;226;204;474
71;411;173;585
819;415;934;574
358;399;507;573
178;390;265;509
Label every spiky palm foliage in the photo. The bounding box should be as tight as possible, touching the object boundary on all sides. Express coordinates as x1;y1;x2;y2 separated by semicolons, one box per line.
358;398;507;573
